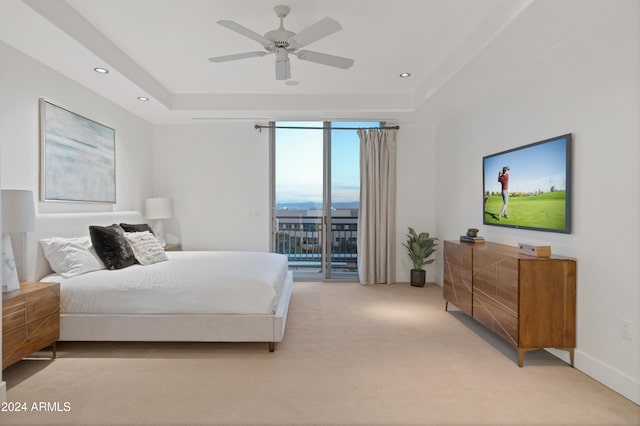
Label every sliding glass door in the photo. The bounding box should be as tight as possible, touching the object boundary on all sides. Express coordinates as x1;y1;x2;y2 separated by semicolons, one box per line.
273;121;324;280
271;121;379;280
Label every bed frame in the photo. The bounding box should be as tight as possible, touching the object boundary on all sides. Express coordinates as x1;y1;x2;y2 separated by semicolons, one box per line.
22;211;293;352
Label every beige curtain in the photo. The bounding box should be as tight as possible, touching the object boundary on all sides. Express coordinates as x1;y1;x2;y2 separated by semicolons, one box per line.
357;128;397;284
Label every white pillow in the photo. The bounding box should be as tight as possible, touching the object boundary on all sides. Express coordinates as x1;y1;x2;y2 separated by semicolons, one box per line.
40;236;105;278
123;231;168;266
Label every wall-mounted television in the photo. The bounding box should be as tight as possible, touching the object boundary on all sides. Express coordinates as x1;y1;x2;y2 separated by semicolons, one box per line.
483;133;572;233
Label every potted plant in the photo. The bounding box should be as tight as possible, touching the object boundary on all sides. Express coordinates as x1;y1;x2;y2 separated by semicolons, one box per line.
403;227;438;287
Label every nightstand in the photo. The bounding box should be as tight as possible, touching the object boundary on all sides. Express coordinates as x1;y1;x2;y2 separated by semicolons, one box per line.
2;282;60;369
164;244;182;251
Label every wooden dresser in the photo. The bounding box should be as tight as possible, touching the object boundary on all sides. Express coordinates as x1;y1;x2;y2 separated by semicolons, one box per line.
443;240;576;367
2;281;60;369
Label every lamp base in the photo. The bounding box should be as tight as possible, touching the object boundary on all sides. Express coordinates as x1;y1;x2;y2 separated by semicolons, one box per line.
2;234;20;293
152;220;167;247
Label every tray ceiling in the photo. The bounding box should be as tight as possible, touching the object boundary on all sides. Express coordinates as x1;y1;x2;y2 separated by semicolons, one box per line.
0;0;621;123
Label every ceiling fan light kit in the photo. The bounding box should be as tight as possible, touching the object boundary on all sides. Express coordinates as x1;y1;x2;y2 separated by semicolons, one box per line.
275;47;291;80
209;5;354;80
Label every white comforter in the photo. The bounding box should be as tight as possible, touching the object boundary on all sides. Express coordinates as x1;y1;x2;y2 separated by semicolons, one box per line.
41;251;289;315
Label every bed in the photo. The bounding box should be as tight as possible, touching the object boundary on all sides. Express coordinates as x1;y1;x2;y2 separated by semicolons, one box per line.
22;211;293;352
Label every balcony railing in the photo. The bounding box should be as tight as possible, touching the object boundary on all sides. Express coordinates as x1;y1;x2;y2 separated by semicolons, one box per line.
275;215;357;269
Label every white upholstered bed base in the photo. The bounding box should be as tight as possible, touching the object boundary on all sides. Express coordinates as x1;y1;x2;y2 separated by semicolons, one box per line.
23;211;292;351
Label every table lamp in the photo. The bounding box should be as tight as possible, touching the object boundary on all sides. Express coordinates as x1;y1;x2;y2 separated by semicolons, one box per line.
145;197;173;247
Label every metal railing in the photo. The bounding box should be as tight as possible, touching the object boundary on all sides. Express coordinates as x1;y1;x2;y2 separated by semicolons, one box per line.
274;216;357;268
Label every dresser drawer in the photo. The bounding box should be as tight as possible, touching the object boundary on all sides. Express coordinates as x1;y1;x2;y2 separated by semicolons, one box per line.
443;241;473;316
473;251;519;314
473;292;518;347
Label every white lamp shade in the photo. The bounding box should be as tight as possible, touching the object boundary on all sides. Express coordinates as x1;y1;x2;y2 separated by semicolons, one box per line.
145;197;173;219
2;189;36;232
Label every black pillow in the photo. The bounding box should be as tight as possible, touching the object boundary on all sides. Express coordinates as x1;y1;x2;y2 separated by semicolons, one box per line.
119;223;155;235
89;224;138;270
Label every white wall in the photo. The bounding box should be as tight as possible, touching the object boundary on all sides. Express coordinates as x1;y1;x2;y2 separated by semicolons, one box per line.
433;1;639;404
0;42;154;214
395;121;437;282
152;123;270;251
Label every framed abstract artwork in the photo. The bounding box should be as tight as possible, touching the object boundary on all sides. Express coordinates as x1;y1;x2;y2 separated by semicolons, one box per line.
40;99;116;203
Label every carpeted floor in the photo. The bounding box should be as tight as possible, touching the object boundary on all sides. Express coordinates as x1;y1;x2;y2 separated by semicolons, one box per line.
2;282;639;425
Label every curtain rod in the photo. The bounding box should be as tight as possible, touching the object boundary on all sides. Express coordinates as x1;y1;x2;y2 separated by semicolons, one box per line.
254;124;399;131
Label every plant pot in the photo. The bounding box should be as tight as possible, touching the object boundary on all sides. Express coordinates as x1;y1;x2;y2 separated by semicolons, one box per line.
410;269;426;287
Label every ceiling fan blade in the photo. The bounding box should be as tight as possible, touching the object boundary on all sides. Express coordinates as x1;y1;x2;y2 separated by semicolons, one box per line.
217;20;274;48
275;48;291;80
208;51;268;63
295;50;354;69
288;17;342;49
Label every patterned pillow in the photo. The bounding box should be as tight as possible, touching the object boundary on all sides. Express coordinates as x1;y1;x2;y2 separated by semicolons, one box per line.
123;231;168;266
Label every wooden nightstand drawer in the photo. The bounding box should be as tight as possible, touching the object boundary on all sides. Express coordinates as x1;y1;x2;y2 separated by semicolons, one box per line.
3;297;25;314
3;328;28;367
25;286;59;320
27;314;60;338
2;282;60;369
3;308;26;332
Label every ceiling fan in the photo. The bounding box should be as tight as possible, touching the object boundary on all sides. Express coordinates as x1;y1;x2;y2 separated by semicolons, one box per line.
209;5;354;80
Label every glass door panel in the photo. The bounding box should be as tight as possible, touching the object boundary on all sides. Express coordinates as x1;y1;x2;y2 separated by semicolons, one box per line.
273;121;379;280
274;122;324;280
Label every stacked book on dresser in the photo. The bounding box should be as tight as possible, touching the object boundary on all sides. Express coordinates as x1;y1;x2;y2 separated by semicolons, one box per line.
460;235;485;243
460;228;485;243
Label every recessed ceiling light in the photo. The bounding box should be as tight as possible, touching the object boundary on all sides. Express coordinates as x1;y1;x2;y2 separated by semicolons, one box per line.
399;72;411;78
94;67;109;74
137;97;149;101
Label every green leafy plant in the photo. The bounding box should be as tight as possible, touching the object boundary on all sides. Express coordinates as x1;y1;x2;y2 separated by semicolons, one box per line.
403;227;438;271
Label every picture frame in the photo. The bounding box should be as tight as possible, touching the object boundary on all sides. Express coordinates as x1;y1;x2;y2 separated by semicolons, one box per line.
40;98;116;203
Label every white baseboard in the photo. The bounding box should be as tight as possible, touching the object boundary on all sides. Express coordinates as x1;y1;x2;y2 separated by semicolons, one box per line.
573;349;640;405
0;381;6;402
396;272;409;283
